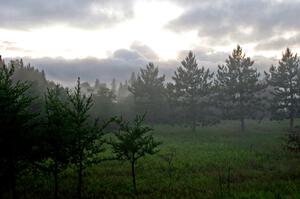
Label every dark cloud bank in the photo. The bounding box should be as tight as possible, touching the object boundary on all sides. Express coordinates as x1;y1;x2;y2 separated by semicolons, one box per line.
17;47;276;86
21;47;178;86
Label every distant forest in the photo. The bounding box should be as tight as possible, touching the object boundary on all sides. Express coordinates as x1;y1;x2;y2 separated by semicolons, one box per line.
1;45;300;199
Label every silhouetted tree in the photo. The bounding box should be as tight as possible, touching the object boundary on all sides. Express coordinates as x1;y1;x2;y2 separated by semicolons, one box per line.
266;48;300;130
0;61;37;199
67;78;108;199
110;114;161;194
215;45;266;132
10;59;48;115
129;63;166;124
44;85;72;199
169;51;214;131
166;83;181;125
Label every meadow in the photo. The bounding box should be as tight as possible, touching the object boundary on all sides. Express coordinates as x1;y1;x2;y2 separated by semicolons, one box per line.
20;120;300;199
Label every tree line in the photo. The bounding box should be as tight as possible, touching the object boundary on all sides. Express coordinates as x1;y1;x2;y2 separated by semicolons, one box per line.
125;46;300;132
4;46;300;132
71;46;299;133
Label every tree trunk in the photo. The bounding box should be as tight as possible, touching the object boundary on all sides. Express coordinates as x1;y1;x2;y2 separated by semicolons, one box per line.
191;101;196;132
131;161;137;194
290;90;295;131
240;118;245;132
54;160;58;199
239;94;246;133
77;154;83;199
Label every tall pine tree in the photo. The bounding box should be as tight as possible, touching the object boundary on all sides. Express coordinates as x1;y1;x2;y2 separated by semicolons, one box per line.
169;51;214;131
215;45;266;132
0;60;37;199
67;78;109;199
266;48;300;130
129;63;166;124
44;85;72;199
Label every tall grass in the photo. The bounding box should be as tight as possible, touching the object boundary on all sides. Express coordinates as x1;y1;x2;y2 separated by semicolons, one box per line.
19;120;300;199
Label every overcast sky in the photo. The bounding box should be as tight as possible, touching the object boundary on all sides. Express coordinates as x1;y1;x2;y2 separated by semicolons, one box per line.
0;0;299;85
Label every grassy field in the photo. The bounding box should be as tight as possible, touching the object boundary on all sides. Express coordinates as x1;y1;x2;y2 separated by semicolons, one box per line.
21;120;300;199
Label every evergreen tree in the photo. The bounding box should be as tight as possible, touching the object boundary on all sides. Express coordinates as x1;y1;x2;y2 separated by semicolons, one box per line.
215;45;266;132
0;61;37;199
110;114;160;194
266;48;300;129
129;63;166;124
169;51;214;131
67;78;110;199
10;59;48;115
166;83;179;125
92;83;116;120
44;85;72;199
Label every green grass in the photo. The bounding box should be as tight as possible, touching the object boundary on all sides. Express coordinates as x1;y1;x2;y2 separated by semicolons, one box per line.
20;120;300;199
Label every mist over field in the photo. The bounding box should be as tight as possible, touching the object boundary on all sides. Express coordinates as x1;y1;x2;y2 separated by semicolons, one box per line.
1;0;300;198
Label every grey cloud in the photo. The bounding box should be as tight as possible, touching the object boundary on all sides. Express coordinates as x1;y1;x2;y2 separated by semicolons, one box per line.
4;46;278;86
168;0;300;45
130;42;159;61
16;46;164;86
4;46;177;86
2;43;167;86
20;50;146;86
113;42;159;62
0;0;135;29
255;34;300;51
252;55;277;73
112;49;144;61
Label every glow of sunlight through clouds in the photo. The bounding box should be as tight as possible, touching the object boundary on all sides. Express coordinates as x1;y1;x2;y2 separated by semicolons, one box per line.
1;1;197;60
1;0;300;85
1;0;300;60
